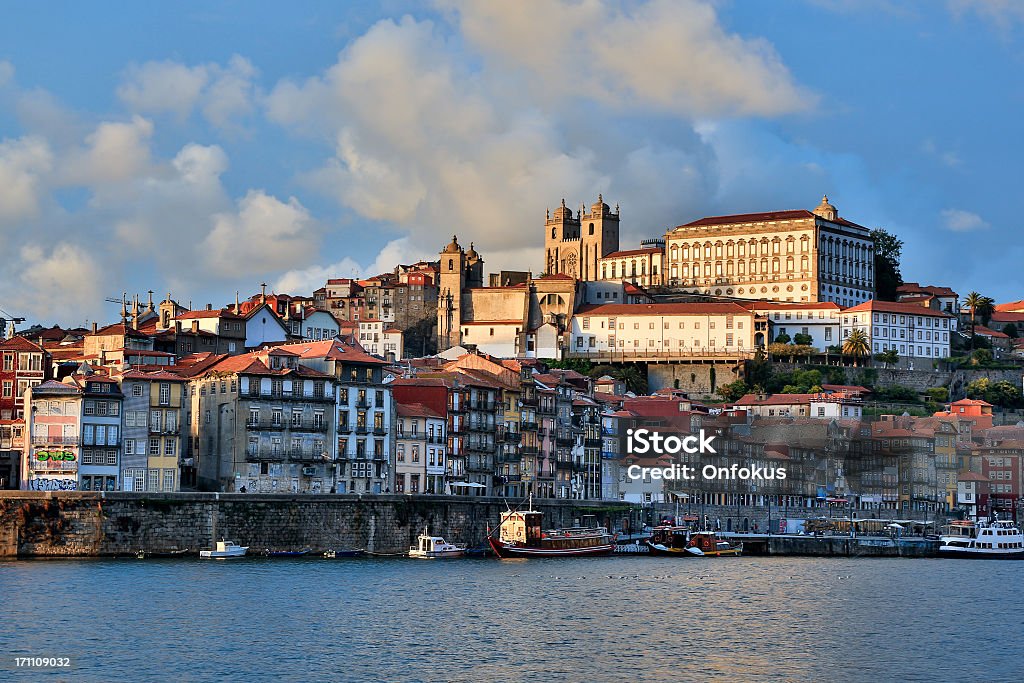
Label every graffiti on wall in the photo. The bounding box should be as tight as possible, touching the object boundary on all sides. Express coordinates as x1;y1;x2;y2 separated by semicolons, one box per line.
35;450;76;462
26;477;78;491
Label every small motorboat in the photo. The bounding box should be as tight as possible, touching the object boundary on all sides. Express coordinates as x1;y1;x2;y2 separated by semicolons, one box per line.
200;540;248;559
409;530;466;559
264;548;311;557
323;549;365;559
646;527;742;557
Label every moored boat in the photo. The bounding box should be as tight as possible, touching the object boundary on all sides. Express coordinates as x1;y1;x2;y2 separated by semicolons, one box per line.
199;540;248;559
323;549;365;558
409;531;467;559
939;517;1024;559
488;508;615;558
264;548;311;557
646;525;742;557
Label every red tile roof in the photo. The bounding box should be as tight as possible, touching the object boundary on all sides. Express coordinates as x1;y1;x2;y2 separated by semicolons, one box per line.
746;301;842;311
576;302;751;316
896;283;958;298
602;248;662;258
974;325;1009;339
843;300;955;318
175;309;243;320
396;402;445;419
0;336;45;352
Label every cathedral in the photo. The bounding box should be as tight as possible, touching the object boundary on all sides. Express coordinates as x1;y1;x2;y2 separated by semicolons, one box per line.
544;195;620;280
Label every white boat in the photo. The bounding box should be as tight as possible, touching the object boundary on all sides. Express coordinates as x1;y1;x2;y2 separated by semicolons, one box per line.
200;540;249;559
939;517;1024;559
408;530;466;559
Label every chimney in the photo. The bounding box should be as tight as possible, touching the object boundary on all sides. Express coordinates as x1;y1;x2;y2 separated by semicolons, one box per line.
235;291;240;314
206;303;213;311
175;321;182;333
192;320;200;333
91;322;98;334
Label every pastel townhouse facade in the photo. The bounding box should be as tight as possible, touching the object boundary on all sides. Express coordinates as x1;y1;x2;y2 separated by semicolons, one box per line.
22;380;82;491
274;339;395;495
119;370;185;492
395;402;446;494
76;375;124;492
840;300;955;360
188;350;339;493
1;336;49;420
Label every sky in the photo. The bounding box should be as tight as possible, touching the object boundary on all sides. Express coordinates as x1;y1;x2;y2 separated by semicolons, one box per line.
1;0;1022;328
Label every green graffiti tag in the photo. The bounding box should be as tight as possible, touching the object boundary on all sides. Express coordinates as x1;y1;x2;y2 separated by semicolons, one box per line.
35;450;76;462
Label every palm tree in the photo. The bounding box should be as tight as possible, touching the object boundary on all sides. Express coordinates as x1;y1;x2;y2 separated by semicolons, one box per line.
964;291;986;349
842;329;870;367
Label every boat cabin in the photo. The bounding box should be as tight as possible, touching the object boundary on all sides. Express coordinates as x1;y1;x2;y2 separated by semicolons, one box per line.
498;510;543;546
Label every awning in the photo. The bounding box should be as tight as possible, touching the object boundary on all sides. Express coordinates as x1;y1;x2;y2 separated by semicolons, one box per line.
450;482;486;488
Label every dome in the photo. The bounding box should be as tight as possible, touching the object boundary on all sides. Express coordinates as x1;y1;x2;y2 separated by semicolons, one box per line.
442;235;461;254
553;198;573;220
813;195;837;220
466;242;479;260
591;193;610;215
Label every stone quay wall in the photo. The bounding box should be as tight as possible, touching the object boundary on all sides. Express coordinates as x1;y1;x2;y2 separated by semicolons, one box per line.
0;492;621;558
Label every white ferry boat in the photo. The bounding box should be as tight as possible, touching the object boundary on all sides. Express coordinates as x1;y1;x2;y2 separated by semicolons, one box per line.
199;540;249;559
938;518;1024;559
408;532;466;559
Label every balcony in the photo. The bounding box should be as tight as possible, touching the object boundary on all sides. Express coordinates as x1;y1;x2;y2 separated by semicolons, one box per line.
427;435;445;445
31;436;80;446
29;458;77;473
149;426;181;435
355;398;370;409
521;421;538;432
520;446;539;456
247;420;285;431
288;449;319;462
555;431;574;446
290;421;329;433
354;425;370;435
520;395;537;407
372;426;387;436
338;424;352;434
246;450;282;462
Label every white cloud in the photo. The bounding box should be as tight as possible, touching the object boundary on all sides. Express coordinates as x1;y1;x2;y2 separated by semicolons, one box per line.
0;136;53;224
275;237;424;295
442;0;815;117
202;190;318;278
118;55;258;128
948;0;1024;28
117;61;209;120
62;116;154;186
941;208;989;231
13;243;104;323
0;60;13;88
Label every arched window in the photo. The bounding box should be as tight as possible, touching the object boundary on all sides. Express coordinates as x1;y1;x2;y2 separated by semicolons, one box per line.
448;259;454;271
551;228;556;239
589;223;595;235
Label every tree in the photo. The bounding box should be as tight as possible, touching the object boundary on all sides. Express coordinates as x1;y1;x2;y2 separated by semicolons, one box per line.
977;296;996;327
871;228;903;300
964;291;987;348
717;379;750;402
1002;322;1019;338
842;329;870;366
875;348;899;368
793;333;813;346
773;332;791;345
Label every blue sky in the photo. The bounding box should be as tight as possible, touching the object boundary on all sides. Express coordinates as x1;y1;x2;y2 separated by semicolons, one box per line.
0;0;1021;327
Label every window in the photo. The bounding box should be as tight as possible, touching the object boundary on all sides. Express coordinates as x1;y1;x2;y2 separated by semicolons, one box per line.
149;438;160;456
132;384;144;397
159;383;170;405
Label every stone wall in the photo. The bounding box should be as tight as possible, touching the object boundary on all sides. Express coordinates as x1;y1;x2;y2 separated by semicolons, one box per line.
0;492;620;558
647;362;743;395
770;362;1022;397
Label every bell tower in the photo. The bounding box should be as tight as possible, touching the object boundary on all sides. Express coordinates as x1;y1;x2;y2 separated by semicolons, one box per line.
544;199;580;276
580;194;619;281
437;235;465;350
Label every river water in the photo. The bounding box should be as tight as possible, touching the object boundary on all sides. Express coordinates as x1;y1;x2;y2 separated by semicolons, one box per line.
1;556;1021;682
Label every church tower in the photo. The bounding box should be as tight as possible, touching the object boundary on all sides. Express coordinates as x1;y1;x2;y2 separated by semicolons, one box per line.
437;235;466;349
580;194;619;281
544;199;580;277
465;242;484;288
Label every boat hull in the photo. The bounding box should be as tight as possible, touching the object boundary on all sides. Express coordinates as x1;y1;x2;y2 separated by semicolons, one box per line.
488;537;615;558
199;549;247;559
939;547;1024;559
408;550;466;559
645;542;742;557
